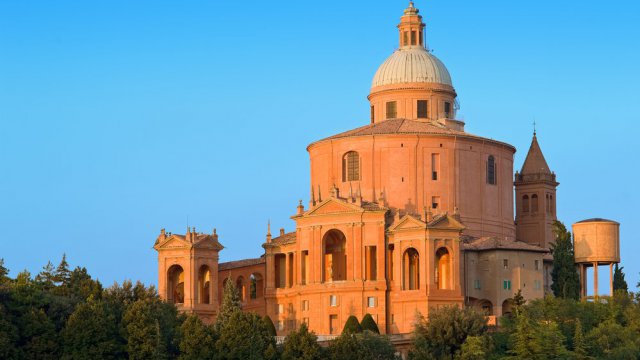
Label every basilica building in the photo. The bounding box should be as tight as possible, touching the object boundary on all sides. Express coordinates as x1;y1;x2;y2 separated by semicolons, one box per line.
154;2;560;336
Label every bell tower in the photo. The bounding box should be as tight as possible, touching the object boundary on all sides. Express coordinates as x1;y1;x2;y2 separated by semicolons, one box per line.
154;227;224;323
514;132;559;249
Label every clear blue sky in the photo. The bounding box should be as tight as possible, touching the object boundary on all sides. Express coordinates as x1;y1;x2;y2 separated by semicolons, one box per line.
1;1;638;291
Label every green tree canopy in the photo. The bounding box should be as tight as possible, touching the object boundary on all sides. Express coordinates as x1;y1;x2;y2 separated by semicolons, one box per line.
215;310;275;360
281;322;322;360
327;332;397;360
342;315;362;334
122;298;181;360
550;221;581;300
613;264;628;292
178;314;216;360
361;313;380;334
262;315;277;337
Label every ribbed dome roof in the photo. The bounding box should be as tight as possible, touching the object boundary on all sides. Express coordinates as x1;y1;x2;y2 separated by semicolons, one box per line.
372;47;452;88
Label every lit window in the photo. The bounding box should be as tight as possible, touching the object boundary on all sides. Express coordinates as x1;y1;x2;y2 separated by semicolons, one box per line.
342;151;360;182
386;101;397;119
417;100;428;118
330;295;337;307
487;156;496;185
277;304;284;314
367;297;376;308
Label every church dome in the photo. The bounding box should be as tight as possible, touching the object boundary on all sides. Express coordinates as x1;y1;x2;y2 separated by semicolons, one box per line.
372;47;452;88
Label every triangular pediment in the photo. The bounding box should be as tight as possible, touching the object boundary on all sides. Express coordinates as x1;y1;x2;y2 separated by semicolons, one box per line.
194;236;224;251
154;235;190;250
389;215;426;232
305;197;364;216
428;214;465;231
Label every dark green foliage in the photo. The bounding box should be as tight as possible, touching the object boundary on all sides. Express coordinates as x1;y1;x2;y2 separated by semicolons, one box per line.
0;259;10;284
550;221;581;300
61;299;123;359
586;319;639;359
327;331;397;360
215;277;241;333
122;297;182;360
262;315;277;337
455;336;490;360
410;306;488;359
572;318;588;360
54;254;71;287
361;313;380;334
215;310;275;360
342;315;362;334
281;322;322;360
178;314;216;360
613;264;628;292
35;261;56;291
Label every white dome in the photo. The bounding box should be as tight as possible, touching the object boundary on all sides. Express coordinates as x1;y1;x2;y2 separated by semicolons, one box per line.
372;47;452;88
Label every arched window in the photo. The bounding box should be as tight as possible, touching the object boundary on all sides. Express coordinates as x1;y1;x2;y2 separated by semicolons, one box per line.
236;276;246;302
167;265;184;304
250;273;264;299
436;248;451;290
403;248;420;290
342;151;360;182
198;265;211;304
486;155;496;185
531;194;539;213
323;230;347;282
522;195;529;213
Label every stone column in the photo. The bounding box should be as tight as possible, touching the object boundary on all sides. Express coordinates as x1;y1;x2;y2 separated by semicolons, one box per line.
593;262;598;298
285;253;291;288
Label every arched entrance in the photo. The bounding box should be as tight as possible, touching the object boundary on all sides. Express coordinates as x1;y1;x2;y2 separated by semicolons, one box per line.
198;265;211;304
403;248;419;290
502;299;513;316
323;230;347;282
436;247;451;290
167;265;184;304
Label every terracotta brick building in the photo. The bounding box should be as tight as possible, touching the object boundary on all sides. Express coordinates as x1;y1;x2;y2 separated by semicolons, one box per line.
154;2;565;336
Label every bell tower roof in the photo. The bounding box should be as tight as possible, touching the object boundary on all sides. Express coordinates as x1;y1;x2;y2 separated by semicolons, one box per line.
520;132;551;175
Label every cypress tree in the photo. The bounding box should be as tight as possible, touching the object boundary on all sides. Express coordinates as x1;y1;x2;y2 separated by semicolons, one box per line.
613;264;628;292
342;315;362;334
215;278;241;333
262;315;277;337
573;318;588;360
361;313;380;334
550;221;581;300
54;254;71;286
0;259;9;284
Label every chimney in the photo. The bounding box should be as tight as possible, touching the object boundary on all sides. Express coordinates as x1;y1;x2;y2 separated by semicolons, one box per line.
280;228;285;236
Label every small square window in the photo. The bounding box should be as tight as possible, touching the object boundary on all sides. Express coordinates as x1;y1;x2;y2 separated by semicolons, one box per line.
432;196;440;209
503;259;509;269
302;300;309;311
330;295;337;307
503;280;512;290
474;279;481;289
367;297;376;308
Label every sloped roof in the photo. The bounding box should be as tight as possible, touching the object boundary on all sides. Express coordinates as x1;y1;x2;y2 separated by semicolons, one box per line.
270;231;297;246
311;118;514;150
219;257;265;271
463;236;549;253
520;133;551;175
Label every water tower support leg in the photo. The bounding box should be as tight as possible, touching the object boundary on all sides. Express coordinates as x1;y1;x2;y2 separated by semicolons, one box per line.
609;263;614;296
593;262;598;298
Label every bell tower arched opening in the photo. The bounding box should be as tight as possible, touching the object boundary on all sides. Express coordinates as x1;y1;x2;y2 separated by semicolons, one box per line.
403;248;420;290
167;265;184;304
198;265;211;304
436;247;451;290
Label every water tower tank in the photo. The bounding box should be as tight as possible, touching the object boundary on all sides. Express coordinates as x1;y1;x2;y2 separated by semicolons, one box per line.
573;218;620;264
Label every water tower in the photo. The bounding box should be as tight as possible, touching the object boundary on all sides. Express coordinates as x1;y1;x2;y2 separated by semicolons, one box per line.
572;218;620;298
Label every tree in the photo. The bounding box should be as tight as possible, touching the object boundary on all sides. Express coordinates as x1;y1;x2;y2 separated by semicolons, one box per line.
550;221;581;300
586;319;639;359
410;306;488;359
0;258;10;284
455;336;488;360
613;264;628;292
54;254;71;287
178;315;216;360
0;304;19;360
327;332;397;360
512;289;526;316
122;298;181;360
35;261;56;291
361;313;380;334
507;310;540;360
281;322;322;360
215;278;241;333
572;318;588;360
262;315;277;337
19;308;60;360
215;310;275;360
61;299;123;359
342;315;362;334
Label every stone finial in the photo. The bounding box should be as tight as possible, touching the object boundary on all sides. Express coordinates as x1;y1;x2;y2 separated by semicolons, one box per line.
280;228;285;236
404;1;419;15
297;200;304;215
266;220;272;243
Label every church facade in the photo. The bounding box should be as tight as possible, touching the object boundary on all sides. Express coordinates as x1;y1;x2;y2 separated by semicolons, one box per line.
154;2;560;336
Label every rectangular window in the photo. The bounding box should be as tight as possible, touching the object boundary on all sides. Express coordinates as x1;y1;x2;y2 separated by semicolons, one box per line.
444;102;451;118
330;295;337;307
277;304;284;314
535;260;540;271
474;279;481;289
370;105;375;123
367;297;376;308
411;31;416;45
386;101;397;119
431;153;440;180
403;31;408;46
503;280;512;290
432;196;440;209
287;319;296;331
503;259;509;269
302;300;309;311
417;100;428;118
365;246;377;280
